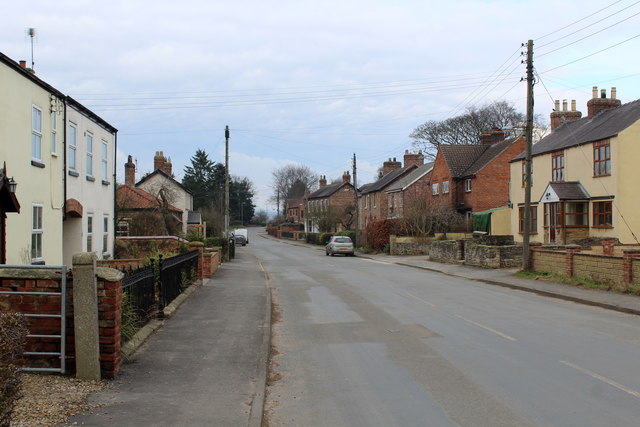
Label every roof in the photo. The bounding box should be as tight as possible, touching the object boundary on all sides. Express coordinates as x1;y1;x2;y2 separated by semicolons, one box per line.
117;185;182;213
545;182;591;201
440;137;519;178
0;52;65;99
136;169;193;195
386;162;434;193
66;96;118;133
513;99;640;161
359;165;417;195
285;197;305;207
307;182;353;199
187;210;201;224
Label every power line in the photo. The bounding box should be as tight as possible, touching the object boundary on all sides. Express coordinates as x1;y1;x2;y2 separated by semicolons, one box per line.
536;0;626;41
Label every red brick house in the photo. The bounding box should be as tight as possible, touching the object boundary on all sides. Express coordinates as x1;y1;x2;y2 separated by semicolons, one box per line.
116;184;183;237
386;159;434;219
285;197;305;223
358;151;424;228
429;129;526;230
305;172;357;233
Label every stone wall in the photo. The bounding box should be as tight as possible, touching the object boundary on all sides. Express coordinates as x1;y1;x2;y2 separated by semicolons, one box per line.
429;240;459;263
531;250;566;275
464;242;522;268
573;253;625;289
389;236;433;255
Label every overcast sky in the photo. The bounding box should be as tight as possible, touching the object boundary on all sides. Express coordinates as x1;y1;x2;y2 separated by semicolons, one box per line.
3;0;639;212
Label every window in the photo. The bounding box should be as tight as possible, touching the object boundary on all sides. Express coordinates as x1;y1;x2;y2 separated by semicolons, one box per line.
51;113;57;155
465;179;472;192
86;132;93;176
31;205;43;261
32;106;42;161
565;202;588;226
593;201;612;228
103;215;109;254
594;141;611;176
521;161;526;187
101;140;108;181
432;183;439;195
552;151;564;181
116;220;130;237
365;194;370;209
518;206;538;233
442;181;450;194
87;215;93;252
69;124;77;170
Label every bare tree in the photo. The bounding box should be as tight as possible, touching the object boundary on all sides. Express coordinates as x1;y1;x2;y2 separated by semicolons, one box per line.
397;198;465;237
410;101;527;159
271;164;319;212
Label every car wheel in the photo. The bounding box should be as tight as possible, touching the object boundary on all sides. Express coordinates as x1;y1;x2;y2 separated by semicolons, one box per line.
325;251;329;256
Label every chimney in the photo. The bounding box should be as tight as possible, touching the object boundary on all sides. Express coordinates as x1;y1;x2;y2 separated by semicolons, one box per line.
382;157;402;176
587;86;621;119
125;155;136;185
319;175;327;188
154;151;165;172
480;131;492;145
19;60;27;68
403;150;424;167
550;98;583;131
342;171;351;184
165;156;172;176
490;128;505;144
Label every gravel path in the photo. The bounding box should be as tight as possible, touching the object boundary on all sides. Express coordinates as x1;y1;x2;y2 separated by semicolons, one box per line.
11;373;109;427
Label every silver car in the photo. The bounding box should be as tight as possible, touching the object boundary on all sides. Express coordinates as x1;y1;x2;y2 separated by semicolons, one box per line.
325;236;354;256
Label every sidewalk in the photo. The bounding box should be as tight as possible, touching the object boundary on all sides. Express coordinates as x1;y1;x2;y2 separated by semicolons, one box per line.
70;251;270;427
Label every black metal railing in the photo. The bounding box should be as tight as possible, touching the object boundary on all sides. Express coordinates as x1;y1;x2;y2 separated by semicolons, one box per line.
158;250;199;310
122;261;157;326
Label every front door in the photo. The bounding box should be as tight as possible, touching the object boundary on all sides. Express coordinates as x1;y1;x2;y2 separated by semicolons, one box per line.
547;203;557;243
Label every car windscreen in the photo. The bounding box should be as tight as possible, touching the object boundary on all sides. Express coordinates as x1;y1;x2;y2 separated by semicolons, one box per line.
334;237;351;243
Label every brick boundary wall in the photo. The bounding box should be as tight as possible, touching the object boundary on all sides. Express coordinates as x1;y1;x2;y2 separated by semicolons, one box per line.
0;268;122;378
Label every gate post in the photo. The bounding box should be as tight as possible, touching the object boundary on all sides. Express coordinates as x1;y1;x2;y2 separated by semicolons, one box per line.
72;252;101;381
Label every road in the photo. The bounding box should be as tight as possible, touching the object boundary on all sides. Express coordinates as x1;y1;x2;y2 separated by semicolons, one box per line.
249;229;640;427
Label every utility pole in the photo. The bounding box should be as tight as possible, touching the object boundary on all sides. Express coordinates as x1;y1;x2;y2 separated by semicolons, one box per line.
352;153;359;235
522;39;534;270
224;125;230;235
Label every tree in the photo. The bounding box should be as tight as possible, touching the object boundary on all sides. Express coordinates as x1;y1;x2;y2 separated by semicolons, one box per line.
271;164;319;213
306;204;355;233
182;149;225;211
230;176;256;225
410;101;526;159
251;209;269;226
397;198;465;237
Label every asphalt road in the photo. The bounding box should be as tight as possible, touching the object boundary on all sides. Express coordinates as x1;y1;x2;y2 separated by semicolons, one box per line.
252;230;640;427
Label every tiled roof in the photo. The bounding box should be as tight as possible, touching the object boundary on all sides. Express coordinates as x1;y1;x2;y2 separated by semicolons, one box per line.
548;182;590;200
464;137;519;176
359;165;417;195
117;185;182;213
307;182;352;199
386;162;434;192
286;197;305;207
441;145;489;177
513;99;640;161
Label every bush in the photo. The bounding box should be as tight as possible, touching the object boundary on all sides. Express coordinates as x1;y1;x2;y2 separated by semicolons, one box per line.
305;233;319;245
366;219;399;251
318;232;332;245
335;230;356;246
0;313;27;426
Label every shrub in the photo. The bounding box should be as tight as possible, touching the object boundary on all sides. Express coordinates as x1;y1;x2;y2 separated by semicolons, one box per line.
366;219;398;251
318;232;333;245
305;233;319;245
335;230;356;246
0;313;27;426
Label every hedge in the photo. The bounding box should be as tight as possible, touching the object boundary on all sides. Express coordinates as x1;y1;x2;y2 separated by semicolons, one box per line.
365;219;399;252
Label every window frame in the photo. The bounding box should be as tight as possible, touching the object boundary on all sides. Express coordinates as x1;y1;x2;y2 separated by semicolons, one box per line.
51;113;57;155
101;140;108;182
592;201;613;228
432;183;439;195
32;105;43;162
552;151;564;182
87;214;93;252
442;181;450;194
464;179;472;192
86;132;94;177
31;204;44;262
593;140;611;177
564;201;589;227
69;123;77;170
103;215;109;255
518;205;538;234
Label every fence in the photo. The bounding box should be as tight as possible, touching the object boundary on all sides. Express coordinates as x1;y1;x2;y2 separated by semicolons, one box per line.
122;263;157;327
158;250;199;310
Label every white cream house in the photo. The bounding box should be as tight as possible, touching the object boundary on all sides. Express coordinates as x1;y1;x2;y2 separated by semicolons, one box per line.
63;97;117;264
0;52;65;265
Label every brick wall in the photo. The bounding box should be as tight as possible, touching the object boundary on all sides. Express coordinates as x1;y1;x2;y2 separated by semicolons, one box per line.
573;253;624;289
531;250;566;275
0;269;122;378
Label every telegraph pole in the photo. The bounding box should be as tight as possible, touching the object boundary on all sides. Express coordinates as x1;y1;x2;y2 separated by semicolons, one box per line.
224;125;230;235
352;153;359;235
522;40;534;270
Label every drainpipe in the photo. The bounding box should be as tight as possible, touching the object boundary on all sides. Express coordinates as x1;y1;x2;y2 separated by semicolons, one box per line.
63;97;67;221
112;131;118;257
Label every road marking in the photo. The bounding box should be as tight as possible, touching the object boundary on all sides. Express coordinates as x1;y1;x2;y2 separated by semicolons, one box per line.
454;315;517;342
559;360;640;399
358;258;393;265
403;291;436;307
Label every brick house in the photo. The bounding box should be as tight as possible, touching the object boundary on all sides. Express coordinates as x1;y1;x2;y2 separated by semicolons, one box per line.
510;87;640;245
305;172;357;233
386;158;434;219
285;197;305;223
358;152;423;228
430;129;526;231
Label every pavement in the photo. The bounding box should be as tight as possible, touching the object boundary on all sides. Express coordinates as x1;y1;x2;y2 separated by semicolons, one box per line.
71;232;640;426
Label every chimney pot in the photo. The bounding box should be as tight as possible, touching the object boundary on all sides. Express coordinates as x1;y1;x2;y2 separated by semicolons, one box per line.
611;87;617;100
571;100;576;112
601;89;607;99
554;100;560;111
592;86;598;99
562;99;568;112
19;60;27;68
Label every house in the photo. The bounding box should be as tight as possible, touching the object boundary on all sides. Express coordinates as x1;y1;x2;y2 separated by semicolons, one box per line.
133;151;196;235
305;172;357;233
510;87;640;245
0;53;66;265
0;164;21;263
385;155;433;219
63;97;117;264
358;152;424;228
429;128;525;231
285;197;305;223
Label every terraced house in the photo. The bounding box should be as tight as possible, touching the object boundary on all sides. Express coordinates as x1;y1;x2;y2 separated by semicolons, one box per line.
511;87;640;245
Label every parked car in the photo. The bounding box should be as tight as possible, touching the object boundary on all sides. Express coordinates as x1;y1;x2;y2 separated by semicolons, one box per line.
234;233;247;246
235;228;248;244
325;236;354;256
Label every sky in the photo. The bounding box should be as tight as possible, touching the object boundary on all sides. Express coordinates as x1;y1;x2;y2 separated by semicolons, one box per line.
2;0;639;214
